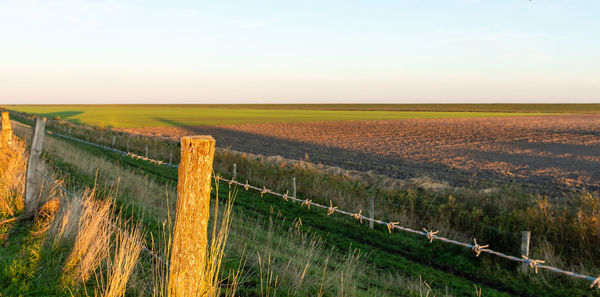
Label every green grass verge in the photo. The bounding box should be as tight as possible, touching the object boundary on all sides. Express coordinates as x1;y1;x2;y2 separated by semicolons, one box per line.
24;125;599;296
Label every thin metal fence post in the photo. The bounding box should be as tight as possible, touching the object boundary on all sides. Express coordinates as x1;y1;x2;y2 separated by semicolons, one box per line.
521;231;531;273
233;163;237;180
369;196;375;229
292;177;297;198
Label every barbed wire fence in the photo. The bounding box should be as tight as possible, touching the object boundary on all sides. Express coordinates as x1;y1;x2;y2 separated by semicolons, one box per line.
7;120;169;267
9;119;600;289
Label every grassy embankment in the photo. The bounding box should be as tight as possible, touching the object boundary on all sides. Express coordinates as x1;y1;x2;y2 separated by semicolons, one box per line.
1;120;449;296
3;117;483;296
1;127;238;296
3;111;600;296
10;109;600;268
5;105;556;128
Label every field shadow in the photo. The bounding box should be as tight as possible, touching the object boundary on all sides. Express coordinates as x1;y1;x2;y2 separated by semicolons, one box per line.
507;137;600;158
451;143;600;192
36;110;84;120
147;117;570;194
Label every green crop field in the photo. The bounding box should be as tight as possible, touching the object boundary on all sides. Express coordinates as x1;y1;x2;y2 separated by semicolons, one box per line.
3;105;562;128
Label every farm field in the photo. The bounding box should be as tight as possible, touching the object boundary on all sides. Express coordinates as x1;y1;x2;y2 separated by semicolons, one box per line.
4;107;600;296
4;1;599;295
7;104;600;193
120;113;600;195
7;105;554;128
4;112;600;297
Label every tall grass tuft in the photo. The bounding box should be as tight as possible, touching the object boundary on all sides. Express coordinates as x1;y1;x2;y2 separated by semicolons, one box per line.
257;252;279;297
0;136;27;217
97;224;144;297
200;183;239;296
62;190;113;284
155;179;241;297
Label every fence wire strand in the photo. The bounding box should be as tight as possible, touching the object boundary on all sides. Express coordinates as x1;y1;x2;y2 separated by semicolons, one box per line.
9;121;168;267
11;119;600;288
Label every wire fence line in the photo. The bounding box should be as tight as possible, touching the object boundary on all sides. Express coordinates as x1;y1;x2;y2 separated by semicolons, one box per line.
11;120;600;289
35;170;169;267
8;121;169;267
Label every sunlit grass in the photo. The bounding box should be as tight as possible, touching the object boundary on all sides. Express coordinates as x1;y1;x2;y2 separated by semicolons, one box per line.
5;105;553;128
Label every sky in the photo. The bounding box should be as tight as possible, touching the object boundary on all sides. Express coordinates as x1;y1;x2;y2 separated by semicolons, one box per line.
0;0;599;104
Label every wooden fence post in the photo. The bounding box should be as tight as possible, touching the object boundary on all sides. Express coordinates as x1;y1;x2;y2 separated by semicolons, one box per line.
292;177;297;197
369;196;375;229
168;136;215;297
126;137;130;152
24;117;46;216
1;112;12;148
112;136;116;147
521;231;531;273
232;163;237;180
145;144;148;158
169;150;173;164
68;126;71;135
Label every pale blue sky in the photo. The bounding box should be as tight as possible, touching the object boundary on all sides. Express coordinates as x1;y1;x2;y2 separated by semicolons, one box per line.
1;0;598;103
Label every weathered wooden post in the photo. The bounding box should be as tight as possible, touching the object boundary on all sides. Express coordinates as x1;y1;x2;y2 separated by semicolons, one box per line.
168;136;215;297
169;150;173;164
145;144;149;158
369;196;375;229
100;134;103;144
232;163;237;180
1;112;12;148
111;136;116;147
24;117;46;216
68;126;71;135
126;137;130;152
292;177;297;197
521;231;531;273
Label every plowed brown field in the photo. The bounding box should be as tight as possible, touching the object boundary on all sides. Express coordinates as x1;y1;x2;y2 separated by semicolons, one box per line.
120;114;600;194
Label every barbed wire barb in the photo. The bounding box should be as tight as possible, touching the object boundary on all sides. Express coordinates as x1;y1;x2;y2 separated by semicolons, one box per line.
387;221;399;233
353;210;363;223
522;255;545;274
423;228;439;243
591;275;600;289
327;200;337;215
301;199;312;209
472;238;489;257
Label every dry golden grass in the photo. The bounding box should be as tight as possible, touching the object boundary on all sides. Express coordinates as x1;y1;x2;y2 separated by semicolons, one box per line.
0;136;27;217
156;181;240;297
8;120;489;296
200;183;239;297
257;252;279;297
97;224;144;297
49;192;84;243
62;190;113;284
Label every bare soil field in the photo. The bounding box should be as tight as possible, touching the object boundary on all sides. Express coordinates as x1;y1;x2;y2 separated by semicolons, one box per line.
119;114;600;195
